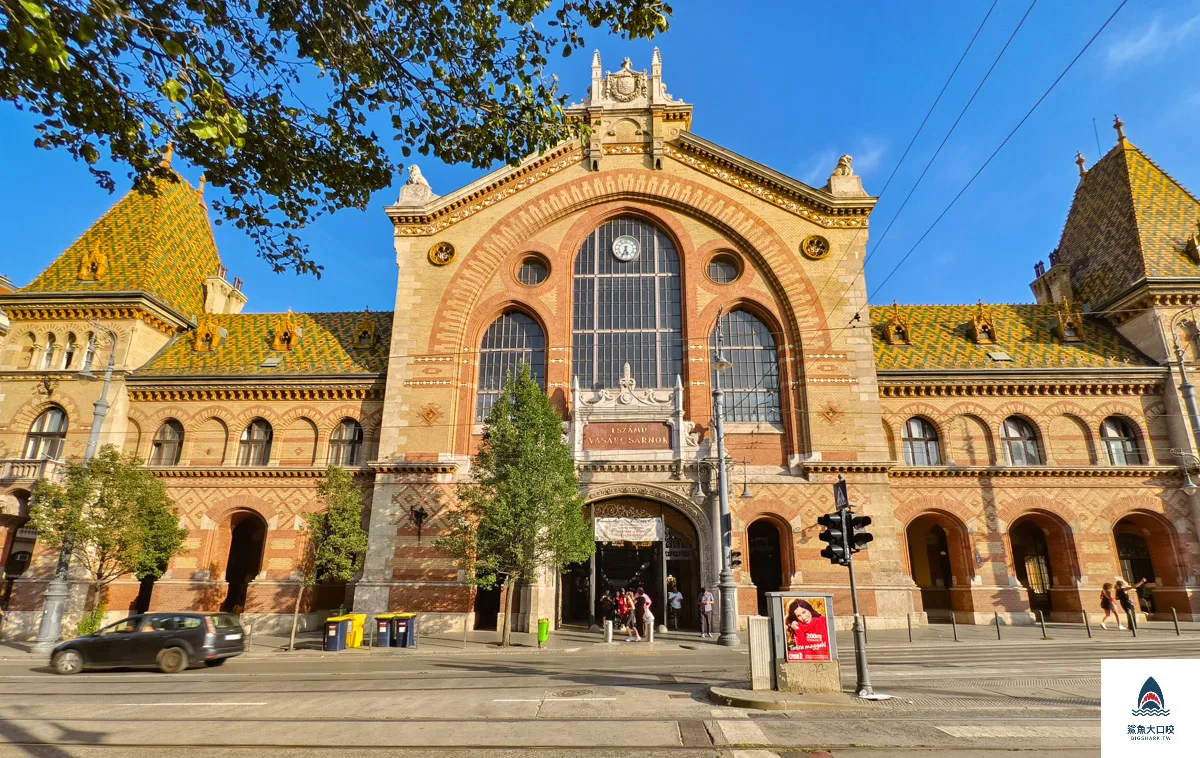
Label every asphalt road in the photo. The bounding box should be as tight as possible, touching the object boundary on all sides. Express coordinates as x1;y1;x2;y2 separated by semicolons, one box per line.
1;633;1198;757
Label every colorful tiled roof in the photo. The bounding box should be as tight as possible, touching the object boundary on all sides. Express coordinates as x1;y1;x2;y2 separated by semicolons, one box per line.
1056;138;1200;307
135;311;391;377
21;173;220;317
871;303;1153;371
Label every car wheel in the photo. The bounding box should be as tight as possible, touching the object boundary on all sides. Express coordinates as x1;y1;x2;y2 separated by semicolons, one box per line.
157;647;188;674
204;659;227;667
53;649;83;675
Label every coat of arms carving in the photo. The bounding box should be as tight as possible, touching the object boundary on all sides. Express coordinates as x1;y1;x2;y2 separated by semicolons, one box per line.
606;58;647;103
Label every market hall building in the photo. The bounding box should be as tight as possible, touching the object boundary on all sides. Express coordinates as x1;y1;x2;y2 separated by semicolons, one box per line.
2;53;1199;640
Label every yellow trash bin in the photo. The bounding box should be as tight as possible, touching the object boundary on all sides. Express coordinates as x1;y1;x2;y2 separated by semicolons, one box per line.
346;613;367;648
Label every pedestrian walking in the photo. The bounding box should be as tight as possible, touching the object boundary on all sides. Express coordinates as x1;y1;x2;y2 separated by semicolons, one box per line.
634;588;650;638
623;590;641;641
1099;583;1121;630
598;590;614;628
668;587;682;631
698;587;714;638
615;590;629;631
1116;578;1147;632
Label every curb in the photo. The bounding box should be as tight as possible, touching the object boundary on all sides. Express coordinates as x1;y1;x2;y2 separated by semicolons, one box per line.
708;685;871;711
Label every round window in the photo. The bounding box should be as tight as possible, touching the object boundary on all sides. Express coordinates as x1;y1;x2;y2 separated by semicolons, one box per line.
706;254;741;284
517;256;549;286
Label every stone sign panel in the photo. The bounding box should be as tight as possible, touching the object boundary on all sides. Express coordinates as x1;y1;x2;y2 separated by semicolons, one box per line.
582;422;672;451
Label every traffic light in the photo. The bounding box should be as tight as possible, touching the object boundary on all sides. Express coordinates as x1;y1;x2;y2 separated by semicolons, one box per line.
848;514;874;553
730;550;743;569
817;511;848;565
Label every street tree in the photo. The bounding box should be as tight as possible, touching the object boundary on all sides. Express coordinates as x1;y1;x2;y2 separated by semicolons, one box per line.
1;1;672;276
28;445;186;628
288;465;369;651
438;364;592;646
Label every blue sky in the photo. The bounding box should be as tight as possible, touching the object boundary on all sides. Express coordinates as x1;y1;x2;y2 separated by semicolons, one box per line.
2;0;1199;314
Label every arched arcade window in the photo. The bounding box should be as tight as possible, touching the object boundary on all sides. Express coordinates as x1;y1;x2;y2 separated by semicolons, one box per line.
571;216;682;390
150;420;184;466
710;309;781;423
329;419;364;465
62;334;77;370
23;407;68;460
476;311;546;422
902;417;941;466
1001;417;1042;466
236;419;273;466
40;334;55;370
1101;416;1143;466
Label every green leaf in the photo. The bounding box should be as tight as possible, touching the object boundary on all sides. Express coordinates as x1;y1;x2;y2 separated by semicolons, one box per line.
160;79;186;103
20;0;49;20
187;121;221;140
162;39;185;58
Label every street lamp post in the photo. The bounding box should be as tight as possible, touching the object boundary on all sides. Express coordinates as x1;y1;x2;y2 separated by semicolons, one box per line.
31;329;116;654
711;308;740;647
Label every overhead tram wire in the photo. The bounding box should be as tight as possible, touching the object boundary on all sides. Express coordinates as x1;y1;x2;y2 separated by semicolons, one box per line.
798;0;1002;323
816;0;1041;338
861;0;1132;312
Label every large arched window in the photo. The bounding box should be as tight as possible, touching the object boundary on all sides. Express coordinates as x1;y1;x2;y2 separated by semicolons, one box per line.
1101;416;1143;466
23;406;68;460
329;419;364;466
150;419;184;466
62;334;77;370
571;217;682;390
710;309;780;423
1001;416;1042;466
902;417;941;466
236;419;273;466
476;311;546;422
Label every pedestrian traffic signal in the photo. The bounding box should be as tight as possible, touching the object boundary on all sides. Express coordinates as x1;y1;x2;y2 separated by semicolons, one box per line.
730;550;743;569
817;511;848;565
848;514;873;553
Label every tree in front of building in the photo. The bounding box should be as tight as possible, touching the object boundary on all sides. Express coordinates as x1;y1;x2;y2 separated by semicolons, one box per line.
1;1;671;276
28;445;186;634
438;364;593;646
288;466;369;651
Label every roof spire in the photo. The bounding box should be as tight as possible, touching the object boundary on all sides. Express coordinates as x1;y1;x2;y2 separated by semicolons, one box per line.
1075;151;1087;178
161;141;174;167
198;173;206;195
1113;114;1126;143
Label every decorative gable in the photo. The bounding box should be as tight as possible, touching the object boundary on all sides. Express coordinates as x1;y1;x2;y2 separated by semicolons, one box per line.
192;322;226;352
970;300;998;344
77;245;107;281
1053;299;1086;342
354;309;379;349
271;308;303;351
882;302;911;345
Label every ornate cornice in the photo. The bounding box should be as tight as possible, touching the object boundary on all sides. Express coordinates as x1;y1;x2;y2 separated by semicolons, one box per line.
372;461;459;474
803;462;892;474
387;145;583;236
2;303;181;336
128;385;381;402
578;461;679;473
148;466;373;479
878;378;1163;398
889;465;1178;479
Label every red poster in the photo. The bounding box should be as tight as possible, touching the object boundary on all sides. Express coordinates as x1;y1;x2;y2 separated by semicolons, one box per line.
781;596;831;661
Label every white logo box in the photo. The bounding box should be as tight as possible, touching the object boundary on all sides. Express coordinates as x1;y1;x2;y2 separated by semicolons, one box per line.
1102;659;1199;756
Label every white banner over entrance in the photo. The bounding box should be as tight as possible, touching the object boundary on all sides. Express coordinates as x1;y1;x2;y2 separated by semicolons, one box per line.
594;517;663;542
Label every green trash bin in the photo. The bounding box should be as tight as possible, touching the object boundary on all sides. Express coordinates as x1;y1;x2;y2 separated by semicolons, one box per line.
537;618;550;647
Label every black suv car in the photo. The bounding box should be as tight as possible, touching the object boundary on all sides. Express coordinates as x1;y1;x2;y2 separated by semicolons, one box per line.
50;612;245;674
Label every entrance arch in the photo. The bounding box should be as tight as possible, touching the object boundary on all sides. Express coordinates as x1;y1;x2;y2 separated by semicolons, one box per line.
1113;512;1184;615
748;518;786;616
904;512;973;620
1008;511;1078;619
221;511;267;613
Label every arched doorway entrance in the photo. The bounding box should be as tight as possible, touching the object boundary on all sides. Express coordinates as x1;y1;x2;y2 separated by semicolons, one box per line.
221;511;267;613
561;496;702;630
748;519;785;616
1008;512;1078;619
904;512;972;620
1113;512;1182;616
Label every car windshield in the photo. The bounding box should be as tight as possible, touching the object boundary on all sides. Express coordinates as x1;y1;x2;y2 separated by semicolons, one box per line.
96;618;140;636
211;614;241;629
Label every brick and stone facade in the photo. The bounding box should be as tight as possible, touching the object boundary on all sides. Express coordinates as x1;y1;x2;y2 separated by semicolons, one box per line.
2;56;1198;642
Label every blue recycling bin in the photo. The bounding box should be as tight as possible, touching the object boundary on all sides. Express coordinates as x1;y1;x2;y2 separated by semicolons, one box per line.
392;613;418;648
374;614;395;648
323;616;349;652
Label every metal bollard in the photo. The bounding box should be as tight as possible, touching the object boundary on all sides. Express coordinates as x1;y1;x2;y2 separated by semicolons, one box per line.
951;614;958;642
647;624;654;644
1083;611;1092;639
994;611;1002;640
1128;609;1137;638
247;622;255;653
604;619;613;644
1172;607;1181;636
1037;610;1047;639
907;613;913;643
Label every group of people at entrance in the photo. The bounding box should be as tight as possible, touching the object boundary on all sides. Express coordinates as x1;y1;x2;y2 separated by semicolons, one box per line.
1100;578;1148;630
597;586;717;640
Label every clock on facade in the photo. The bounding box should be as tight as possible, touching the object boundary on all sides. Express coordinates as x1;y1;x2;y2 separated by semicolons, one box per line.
611;234;641;262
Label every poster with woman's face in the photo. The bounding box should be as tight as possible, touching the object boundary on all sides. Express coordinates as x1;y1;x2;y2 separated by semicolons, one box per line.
780;595;831;661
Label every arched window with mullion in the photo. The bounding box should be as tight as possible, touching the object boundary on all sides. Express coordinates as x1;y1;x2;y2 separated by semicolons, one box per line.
237;419;273;466
150;419;184;466
475;311;546;422
902;417;941;466
1001;416;1042;466
23;406;68;460
1101;416;1143;466
329;419;364;466
571;217;682;390
710;309;781;424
